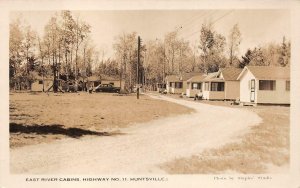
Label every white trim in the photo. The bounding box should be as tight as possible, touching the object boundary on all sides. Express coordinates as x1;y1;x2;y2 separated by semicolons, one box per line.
237;66;249;80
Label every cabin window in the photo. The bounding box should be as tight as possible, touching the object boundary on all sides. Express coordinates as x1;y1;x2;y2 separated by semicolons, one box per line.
169;82;172;87
259;80;276;90
109;82;114;86
38;80;43;84
192;83;201;89
204;82;209;91
286;81;290;91
175;82;182;88
211;82;224;91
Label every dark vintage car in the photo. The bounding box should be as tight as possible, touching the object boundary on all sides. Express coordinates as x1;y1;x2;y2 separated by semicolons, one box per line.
95;84;120;93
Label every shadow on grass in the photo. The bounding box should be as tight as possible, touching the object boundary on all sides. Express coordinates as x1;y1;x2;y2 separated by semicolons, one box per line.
10;123;124;138
10;113;34;118
10;106;16;110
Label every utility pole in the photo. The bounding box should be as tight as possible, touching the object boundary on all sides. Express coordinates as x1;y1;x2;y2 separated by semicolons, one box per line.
163;42;166;83
53;57;58;93
137;36;141;99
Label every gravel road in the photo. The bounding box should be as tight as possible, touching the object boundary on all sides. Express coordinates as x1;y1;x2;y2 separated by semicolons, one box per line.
10;94;261;174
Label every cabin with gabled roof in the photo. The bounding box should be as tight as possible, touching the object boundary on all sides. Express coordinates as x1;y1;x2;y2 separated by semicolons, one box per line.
165;72;200;94
202;67;243;100
237;66;290;105
186;74;206;98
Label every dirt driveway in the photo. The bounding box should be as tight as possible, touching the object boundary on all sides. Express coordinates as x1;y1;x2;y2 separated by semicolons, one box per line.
10;94;261;174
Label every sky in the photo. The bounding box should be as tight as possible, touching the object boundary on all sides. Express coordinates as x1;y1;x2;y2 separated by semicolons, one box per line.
11;9;290;59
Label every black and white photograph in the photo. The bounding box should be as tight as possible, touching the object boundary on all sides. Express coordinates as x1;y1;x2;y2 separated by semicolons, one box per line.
0;1;300;188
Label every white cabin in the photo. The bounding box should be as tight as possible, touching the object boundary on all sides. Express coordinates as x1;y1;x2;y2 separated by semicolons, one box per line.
237;66;290;105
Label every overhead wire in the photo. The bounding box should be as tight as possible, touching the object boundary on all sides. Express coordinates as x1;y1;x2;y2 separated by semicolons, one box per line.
180;10;235;40
176;10;218;37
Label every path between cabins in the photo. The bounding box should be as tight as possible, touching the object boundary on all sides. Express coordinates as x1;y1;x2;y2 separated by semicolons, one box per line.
10;94;262;174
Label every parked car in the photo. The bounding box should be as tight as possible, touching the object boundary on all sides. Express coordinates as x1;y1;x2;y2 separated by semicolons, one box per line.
95;84;120;93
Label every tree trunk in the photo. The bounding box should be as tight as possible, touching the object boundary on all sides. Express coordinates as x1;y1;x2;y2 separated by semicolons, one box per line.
70;45;73;74
171;51;175;74
83;47;86;91
119;60;123;92
123;54;127;91
26;47;30;90
65;48;69;91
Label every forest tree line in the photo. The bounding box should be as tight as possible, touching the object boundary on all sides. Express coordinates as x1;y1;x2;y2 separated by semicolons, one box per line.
9;11;290;92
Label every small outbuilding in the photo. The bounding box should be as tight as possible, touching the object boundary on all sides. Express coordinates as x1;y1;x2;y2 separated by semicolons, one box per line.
31;78;53;92
100;74;124;89
80;74;124;91
86;75;101;88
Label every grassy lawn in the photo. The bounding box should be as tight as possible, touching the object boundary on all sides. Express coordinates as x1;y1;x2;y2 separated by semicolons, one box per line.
160;98;290;174
9;92;193;148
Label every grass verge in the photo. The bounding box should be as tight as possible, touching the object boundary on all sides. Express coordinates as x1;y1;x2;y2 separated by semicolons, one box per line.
160;103;289;174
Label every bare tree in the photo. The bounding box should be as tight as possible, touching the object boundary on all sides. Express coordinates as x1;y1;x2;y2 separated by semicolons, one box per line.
164;31;179;74
9;18;24;90
113;32;137;92
61;10;76;84
44;16;60;92
74;15;91;90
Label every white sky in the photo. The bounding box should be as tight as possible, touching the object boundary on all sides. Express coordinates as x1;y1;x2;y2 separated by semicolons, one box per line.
11;9;290;59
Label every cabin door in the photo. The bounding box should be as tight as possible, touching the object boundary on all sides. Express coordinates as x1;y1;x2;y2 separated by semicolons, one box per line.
250;79;255;102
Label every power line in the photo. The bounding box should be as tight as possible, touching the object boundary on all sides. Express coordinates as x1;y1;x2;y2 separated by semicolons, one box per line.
185;10;234;39
180;10;235;40
177;11;215;36
176;11;218;37
211;10;234;25
175;11;210;31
